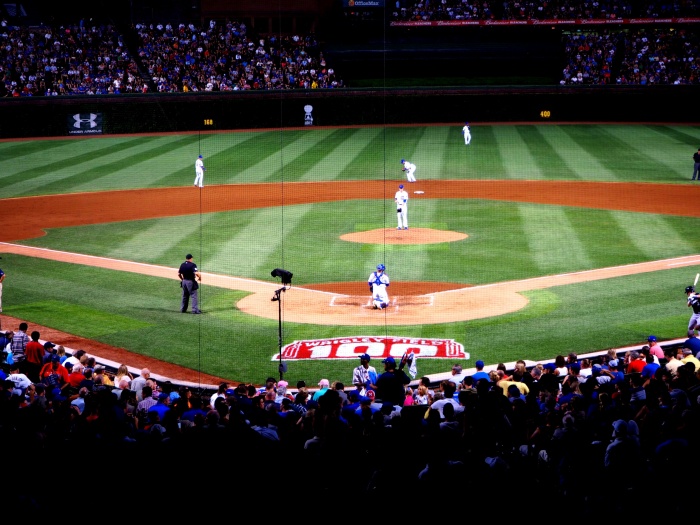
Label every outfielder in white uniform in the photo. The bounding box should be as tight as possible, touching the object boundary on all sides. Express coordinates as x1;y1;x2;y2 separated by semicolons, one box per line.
194;154;206;188
401;159;417;182
395;184;409;230
462;122;471;145
368;263;390;309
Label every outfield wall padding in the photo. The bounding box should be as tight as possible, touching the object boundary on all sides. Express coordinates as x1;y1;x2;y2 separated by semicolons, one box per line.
0;86;696;139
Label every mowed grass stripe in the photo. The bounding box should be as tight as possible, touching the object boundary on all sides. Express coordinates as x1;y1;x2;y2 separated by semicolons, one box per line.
207;207;286;275
414;126;450;181
106;216;197;262
234;130;316;182
539;126;612;181
603;125;688;181
613;211;694;258
494;126;544;180
301;128;384;182
651;124;700;149
1;136;162;196
586;126;675;182
517;125;570;180
520;204;593;272
286;128;366;181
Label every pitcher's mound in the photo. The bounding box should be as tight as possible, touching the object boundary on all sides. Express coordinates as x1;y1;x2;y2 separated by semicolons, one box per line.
341;227;467;245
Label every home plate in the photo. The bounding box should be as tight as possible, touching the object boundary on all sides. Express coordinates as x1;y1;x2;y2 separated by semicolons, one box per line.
414;190;424;194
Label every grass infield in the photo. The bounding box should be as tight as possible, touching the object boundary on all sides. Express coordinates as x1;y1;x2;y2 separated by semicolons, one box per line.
2;123;700;384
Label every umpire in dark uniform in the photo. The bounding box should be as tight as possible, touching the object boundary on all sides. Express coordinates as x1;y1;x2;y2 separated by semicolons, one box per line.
178;253;202;314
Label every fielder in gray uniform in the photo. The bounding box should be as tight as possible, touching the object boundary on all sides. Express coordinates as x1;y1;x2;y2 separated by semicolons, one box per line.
687;285;700;336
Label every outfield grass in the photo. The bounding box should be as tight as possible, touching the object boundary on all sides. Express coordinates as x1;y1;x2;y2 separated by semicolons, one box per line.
2;124;700;385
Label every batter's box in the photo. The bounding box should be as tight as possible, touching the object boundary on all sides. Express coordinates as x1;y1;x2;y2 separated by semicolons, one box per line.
329;295;434;307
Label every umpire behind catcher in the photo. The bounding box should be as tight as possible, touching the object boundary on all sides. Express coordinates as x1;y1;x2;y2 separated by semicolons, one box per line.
178;253;202;314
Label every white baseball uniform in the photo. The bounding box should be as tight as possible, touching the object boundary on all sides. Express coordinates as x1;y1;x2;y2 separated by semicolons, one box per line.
402;160;417;182
194;155;205;187
462;123;471;145
368;269;390;309
395;186;409;229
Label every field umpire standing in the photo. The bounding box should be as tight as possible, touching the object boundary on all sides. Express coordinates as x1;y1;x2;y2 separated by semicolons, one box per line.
178;254;202;314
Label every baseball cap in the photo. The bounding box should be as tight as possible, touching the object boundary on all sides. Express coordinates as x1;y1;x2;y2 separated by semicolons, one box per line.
475;360;484;368
543;363;556;371
158;392;169;401
382;357;396;365
608;359;619;368
186;253;193;259
318;379;329;387
360;353;371;361
198;155;203;158
43;342;55;349
400;159;405;163
51;354;60;362
399;184;404;188
647;335;657;342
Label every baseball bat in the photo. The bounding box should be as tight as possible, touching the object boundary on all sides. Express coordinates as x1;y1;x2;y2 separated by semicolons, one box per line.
695;273;699;287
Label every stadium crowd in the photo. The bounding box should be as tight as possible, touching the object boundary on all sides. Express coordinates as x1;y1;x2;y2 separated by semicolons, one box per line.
560;27;700;85
391;0;700;22
0;16;343;97
2;320;699;513
3;3;700;96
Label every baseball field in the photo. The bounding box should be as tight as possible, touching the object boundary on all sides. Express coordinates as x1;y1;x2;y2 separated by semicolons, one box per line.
2;122;700;386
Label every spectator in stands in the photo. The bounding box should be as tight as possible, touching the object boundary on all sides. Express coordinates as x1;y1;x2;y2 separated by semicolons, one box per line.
23;330;45;382
626;350;646;375
472;359;490;382
681;348;700;371
113;364;133;388
131;367;151;401
646;336;665;361
664;347;684;378
539;363;561;394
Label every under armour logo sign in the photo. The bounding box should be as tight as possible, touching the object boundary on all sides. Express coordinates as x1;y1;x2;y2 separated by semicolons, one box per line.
72;113;98;129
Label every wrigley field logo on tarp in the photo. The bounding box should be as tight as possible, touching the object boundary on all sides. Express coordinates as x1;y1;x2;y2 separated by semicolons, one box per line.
274;336;466;361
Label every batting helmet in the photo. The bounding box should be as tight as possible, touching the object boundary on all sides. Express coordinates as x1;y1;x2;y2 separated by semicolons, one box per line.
377;263;385;271
687;286;695;293
198;155;203;158
400;159;405;164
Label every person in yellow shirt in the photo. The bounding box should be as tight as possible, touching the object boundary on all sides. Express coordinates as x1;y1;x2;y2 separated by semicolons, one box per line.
680;348;700;372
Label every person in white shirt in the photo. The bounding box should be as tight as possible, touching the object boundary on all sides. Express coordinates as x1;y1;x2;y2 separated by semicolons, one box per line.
462;122;471;145
194;154;206;188
394;184;409;230
401;159;417;182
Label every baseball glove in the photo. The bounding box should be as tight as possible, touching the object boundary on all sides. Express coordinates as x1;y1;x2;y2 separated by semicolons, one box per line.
397;208;402;213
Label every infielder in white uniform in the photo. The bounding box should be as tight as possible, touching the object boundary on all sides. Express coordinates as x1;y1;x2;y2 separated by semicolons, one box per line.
462;122;471;145
368;263;390;309
401;159;417;182
194;154;206;188
395;184;409;230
